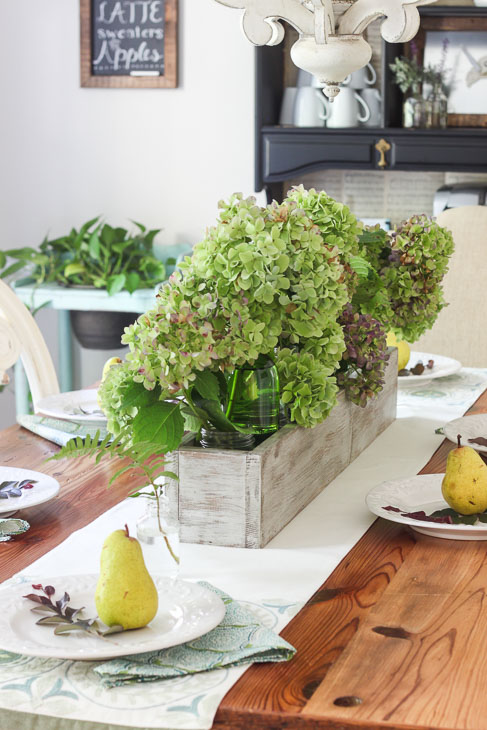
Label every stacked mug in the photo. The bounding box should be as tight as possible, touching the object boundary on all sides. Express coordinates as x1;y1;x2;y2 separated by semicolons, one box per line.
331;64;381;128
279;64;381;129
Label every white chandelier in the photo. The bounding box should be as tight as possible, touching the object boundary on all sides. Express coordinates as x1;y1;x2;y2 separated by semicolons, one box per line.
215;0;434;99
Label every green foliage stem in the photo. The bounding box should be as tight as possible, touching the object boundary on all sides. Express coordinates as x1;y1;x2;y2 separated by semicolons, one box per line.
0;218;165;295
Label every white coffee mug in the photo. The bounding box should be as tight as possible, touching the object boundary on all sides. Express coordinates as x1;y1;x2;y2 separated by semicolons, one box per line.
293;87;329;127
342;63;377;90
297;68;314;87
279;87;299;125
326;87;370;128
359;88;382;127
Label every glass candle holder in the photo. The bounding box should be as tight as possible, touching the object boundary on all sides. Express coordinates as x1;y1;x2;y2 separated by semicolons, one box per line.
136;492;180;579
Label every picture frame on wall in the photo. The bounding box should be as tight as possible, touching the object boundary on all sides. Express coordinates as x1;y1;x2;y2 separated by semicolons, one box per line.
411;12;487;128
80;0;177;88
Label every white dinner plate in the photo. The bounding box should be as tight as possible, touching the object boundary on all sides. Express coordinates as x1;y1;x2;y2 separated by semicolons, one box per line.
37;389;106;423
366;473;487;540
444;414;487;454
0;467;60;516
398;351;461;387
0;575;226;660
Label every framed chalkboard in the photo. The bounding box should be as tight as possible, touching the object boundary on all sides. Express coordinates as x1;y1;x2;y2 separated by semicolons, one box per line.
80;0;177;88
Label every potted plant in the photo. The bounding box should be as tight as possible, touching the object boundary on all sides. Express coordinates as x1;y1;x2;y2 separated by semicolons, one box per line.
0;217;167;349
390;39;449;129
56;187;454;548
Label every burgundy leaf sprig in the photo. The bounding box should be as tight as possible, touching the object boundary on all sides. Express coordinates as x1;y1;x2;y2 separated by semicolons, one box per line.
0;479;37;499
23;583;123;637
468;437;487;448
384;505;487;525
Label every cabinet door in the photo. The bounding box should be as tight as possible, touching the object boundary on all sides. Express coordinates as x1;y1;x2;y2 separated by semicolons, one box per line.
387;132;487;172
262;130;379;182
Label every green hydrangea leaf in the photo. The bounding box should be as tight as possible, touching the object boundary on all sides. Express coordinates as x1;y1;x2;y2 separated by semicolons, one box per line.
193;370;220;402
119;381;160;410
132;401;184;451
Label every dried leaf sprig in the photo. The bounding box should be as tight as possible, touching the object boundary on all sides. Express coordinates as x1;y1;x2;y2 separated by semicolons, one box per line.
0;479;36;499
23;583;123;637
384;505;487;525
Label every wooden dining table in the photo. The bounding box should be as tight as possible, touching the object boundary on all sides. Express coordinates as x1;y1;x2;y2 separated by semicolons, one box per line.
2;387;487;730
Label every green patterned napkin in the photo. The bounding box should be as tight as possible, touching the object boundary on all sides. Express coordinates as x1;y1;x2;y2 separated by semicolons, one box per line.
17;415;108;447
94;583;296;688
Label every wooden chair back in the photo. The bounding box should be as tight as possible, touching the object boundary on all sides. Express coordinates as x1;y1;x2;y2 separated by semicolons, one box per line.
0;280;59;410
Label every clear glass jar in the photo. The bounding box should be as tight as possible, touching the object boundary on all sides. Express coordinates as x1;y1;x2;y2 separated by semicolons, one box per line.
403;84;428;129
200;428;255;450
136;493;180;579
225;353;280;435
428;83;448;129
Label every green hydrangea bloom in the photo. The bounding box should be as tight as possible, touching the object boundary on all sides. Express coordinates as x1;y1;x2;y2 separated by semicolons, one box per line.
101;196;454;434
359;215;455;343
116;193;350;427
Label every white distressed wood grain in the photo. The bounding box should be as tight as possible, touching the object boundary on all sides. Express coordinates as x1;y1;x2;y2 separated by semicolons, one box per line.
168;348;398;549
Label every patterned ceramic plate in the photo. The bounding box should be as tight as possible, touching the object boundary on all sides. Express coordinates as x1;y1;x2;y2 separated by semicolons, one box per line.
0;576;226;660
444;414;487;454
398;351;462;387
0;467;60;516
0;518;30;541
366;473;487;540
37;389;106;423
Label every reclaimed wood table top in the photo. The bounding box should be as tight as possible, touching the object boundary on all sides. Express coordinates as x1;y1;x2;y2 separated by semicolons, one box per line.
0;424;143;583
1;387;487;730
213;389;487;730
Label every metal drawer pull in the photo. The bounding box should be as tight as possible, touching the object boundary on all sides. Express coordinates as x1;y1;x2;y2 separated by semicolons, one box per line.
375;138;391;169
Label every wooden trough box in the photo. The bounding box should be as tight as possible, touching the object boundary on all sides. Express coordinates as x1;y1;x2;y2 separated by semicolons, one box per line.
168;348;397;549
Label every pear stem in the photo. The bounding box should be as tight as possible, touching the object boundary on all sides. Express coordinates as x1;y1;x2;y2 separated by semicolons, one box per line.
124;524;129;537
457;434;462;448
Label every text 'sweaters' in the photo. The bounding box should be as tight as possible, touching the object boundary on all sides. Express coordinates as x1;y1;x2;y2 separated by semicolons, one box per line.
92;0;165;76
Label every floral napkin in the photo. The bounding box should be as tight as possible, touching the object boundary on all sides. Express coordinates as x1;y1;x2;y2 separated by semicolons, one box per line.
94;582;296;688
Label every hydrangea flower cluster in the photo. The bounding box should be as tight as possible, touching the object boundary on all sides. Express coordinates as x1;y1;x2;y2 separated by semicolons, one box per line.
112;189;354;427
100;189;454;436
382;214;455;342
337;305;390;407
357;215;455;343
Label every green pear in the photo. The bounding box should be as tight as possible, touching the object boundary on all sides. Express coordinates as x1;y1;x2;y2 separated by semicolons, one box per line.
95;525;158;630
441;435;487;515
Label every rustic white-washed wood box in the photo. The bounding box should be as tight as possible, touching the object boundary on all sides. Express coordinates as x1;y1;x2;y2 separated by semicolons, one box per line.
168;348;397;549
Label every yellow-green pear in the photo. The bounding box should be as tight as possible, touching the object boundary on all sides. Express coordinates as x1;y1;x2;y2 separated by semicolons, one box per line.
441;435;487;515
95;525;158;629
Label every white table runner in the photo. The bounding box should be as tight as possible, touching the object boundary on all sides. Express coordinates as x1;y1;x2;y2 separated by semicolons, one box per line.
1;368;486;730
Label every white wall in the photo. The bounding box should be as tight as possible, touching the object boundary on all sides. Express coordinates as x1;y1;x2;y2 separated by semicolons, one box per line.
0;0;258;428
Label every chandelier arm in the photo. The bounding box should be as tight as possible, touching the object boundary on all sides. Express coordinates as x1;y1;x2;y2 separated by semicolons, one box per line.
305;0;335;44
338;0;434;42
214;0;315;44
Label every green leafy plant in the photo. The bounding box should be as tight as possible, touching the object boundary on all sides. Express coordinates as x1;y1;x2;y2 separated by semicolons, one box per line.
390;38;449;98
51;432;180;565
0;217;165;296
389;55;424;94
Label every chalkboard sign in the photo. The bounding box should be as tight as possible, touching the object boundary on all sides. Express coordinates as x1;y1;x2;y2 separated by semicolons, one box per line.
80;0;177;88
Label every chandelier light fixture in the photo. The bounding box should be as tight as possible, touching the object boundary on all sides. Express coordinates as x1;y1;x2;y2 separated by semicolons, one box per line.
215;0;434;99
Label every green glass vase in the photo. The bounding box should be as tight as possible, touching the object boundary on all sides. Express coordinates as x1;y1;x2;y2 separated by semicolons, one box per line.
225;354;280;435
